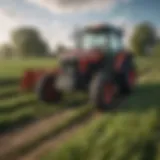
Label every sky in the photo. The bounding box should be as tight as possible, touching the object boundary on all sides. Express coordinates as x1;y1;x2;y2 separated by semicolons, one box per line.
0;0;160;50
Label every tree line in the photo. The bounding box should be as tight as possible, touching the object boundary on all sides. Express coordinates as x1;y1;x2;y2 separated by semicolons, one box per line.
0;27;51;58
130;22;159;56
0;21;159;59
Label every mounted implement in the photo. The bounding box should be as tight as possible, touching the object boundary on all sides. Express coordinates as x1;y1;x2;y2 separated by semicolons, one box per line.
20;24;137;111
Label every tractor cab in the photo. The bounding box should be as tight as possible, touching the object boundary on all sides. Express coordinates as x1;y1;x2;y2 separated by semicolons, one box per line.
74;24;124;56
57;24;125;92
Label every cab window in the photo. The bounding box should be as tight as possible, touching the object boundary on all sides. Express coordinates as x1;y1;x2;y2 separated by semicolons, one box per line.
109;33;123;53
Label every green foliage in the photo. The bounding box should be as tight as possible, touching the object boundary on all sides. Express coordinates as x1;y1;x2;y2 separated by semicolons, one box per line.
130;22;157;56
11;27;49;57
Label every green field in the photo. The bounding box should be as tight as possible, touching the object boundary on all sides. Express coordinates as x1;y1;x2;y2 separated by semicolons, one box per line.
41;56;160;160
0;57;88;133
0;58;58;78
0;55;160;160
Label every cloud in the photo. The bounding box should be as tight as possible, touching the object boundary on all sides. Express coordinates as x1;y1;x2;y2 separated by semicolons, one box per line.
0;7;134;51
0;8;21;43
0;7;71;51
106;16;135;47
38;21;73;49
27;0;129;14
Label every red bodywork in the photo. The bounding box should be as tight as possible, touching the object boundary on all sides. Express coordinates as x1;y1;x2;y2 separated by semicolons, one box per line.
61;49;104;73
20;68;61;91
20;48;128;92
20;49;104;92
114;52;127;72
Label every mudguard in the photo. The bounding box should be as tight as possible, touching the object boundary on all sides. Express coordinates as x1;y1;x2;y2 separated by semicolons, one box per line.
20;68;61;92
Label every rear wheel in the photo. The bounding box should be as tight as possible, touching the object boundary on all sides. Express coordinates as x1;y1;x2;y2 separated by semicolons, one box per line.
89;72;118;111
119;55;137;95
36;74;62;103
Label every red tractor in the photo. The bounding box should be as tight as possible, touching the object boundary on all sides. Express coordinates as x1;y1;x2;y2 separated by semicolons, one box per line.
20;24;136;111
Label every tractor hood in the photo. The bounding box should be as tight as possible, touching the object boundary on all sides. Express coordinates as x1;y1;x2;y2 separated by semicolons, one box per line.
59;48;104;61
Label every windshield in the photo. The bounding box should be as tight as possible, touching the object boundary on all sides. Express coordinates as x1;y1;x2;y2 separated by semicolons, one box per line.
81;33;109;50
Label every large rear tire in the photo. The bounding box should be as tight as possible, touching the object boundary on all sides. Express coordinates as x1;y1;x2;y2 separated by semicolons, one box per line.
36;74;62;103
89;72;118;111
118;55;137;95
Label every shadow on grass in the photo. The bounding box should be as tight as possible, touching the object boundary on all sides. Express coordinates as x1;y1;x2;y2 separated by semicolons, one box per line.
120;82;160;113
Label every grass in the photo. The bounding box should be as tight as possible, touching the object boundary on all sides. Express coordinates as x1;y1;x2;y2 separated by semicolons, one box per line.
0;55;160;160
41;55;160;160
0;107;35;131
0;90;89;132
0;94;36;110
42;110;159;160
0;86;19;95
0;105;93;160
0;58;58;78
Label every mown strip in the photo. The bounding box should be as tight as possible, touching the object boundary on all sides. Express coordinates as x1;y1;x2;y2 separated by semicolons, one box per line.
0;107;35;133
0;86;19;100
0;103;64;133
0;78;19;86
0;105;93;160
0;92;88;134
0;94;37;113
0;86;18;94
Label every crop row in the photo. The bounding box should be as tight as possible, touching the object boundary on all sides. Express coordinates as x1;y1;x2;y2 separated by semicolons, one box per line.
0;105;93;160
0;78;19;86
0;94;37;112
0;86;20;99
0;90;89;133
0;107;35;132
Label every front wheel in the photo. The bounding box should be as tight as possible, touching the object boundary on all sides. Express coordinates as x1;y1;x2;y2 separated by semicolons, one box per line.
36;74;62;103
89;73;118;111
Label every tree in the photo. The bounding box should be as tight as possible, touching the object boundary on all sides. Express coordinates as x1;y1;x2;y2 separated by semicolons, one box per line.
0;43;13;59
55;43;68;55
130;22;157;56
11;27;49;57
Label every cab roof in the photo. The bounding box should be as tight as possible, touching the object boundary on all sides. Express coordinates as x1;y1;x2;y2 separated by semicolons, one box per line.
84;23;123;36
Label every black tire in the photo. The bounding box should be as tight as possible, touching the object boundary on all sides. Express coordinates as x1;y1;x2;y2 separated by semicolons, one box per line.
118;55;137;95
36;74;62;103
89;72;118;111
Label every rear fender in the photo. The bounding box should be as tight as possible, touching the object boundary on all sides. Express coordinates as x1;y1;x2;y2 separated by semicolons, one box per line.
20;69;45;92
20;68;61;92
